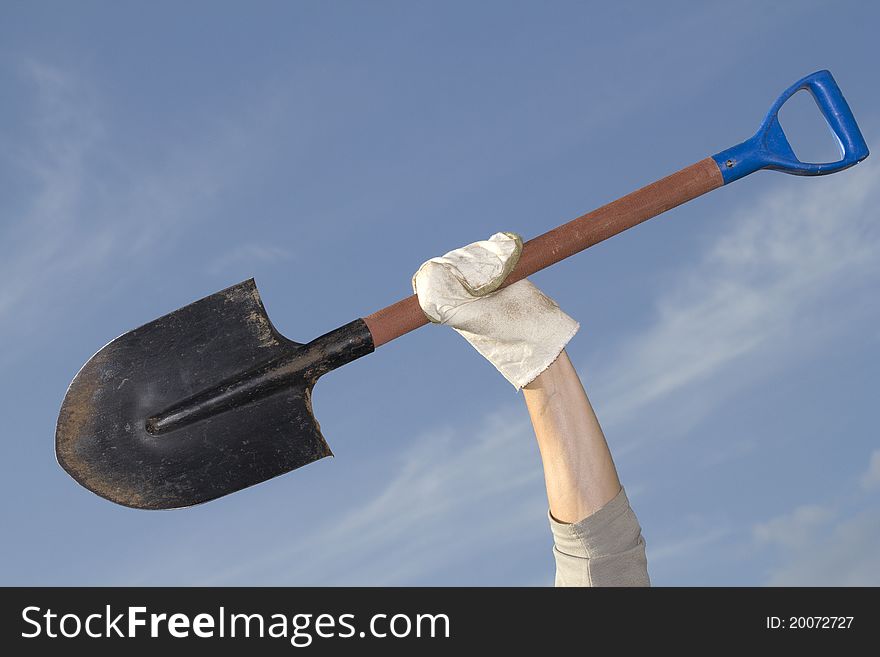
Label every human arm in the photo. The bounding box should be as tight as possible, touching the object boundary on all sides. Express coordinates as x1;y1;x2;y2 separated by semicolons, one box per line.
524;350;649;586
412;232;649;586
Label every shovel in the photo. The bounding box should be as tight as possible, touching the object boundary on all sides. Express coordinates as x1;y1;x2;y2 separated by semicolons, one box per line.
56;70;868;509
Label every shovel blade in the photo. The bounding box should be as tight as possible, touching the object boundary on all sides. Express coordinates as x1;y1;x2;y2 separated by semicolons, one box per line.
56;280;336;510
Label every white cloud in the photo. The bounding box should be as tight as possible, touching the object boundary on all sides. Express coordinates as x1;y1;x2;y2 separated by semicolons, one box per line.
762;508;880;586
860;449;880;491
206;243;292;275
648;526;731;564
753;504;834;550
751;453;880;585
591;162;879;449
0;62;102;323
0;59;288;360
184;408;547;585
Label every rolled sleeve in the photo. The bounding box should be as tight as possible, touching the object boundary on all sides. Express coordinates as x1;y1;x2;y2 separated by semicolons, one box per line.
549;486;650;587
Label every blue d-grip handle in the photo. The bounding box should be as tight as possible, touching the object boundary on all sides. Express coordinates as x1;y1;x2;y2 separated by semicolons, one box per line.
712;70;869;184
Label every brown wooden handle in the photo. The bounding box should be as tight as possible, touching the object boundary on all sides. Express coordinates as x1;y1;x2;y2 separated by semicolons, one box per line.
363;157;723;347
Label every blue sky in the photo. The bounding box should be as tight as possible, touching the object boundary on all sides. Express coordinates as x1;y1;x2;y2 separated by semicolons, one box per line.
1;0;878;585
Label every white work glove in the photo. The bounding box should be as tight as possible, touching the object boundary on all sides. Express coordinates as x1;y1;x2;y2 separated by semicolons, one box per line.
412;232;579;390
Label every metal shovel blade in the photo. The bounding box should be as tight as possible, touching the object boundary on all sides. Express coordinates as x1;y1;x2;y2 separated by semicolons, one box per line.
55;279;373;509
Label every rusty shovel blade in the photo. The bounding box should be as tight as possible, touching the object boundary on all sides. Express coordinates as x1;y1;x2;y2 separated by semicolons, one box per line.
55;279;374;509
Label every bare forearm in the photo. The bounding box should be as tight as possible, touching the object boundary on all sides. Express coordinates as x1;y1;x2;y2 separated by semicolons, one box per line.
523;350;620;524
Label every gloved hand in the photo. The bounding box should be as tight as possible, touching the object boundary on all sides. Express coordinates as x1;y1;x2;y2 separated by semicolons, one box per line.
412;232;579;389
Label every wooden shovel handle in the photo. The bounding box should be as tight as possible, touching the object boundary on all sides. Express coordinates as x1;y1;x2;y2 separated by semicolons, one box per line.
363;157;723;348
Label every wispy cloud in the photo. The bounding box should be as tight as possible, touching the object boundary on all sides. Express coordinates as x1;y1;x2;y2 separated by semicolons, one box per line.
0;61;103;325
190;408;547;585
860;449;880;491
0;59;286;360
591;162;879;451
760;508;880;586
749;447;880;585
206;243;292;276
648;526;731;564
99;409;546;586
753;504;834;550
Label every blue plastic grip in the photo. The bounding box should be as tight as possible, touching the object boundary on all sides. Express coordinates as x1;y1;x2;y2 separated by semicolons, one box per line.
712;70;869;184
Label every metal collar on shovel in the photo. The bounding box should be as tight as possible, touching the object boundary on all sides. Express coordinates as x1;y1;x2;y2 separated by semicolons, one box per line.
56;70;868;509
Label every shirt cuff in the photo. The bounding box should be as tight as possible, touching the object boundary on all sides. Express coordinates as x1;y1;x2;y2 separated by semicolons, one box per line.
549;486;643;559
